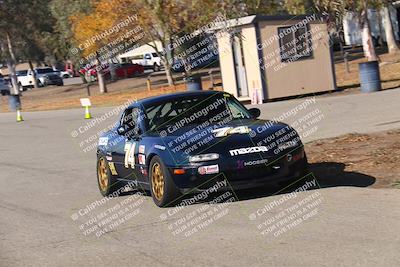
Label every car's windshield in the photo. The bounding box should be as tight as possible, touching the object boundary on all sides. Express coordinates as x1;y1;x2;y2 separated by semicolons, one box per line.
36;68;54;74
144;93;251;131
16;70;28;76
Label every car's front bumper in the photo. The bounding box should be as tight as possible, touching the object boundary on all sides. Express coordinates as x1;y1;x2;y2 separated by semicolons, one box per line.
168;147;307;191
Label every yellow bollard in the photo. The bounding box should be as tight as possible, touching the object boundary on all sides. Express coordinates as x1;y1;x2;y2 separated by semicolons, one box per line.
84;106;92;119
16;109;23;122
147;78;151;91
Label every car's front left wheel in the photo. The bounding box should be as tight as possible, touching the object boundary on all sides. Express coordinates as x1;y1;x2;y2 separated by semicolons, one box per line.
97;156;124;197
149;156;181;207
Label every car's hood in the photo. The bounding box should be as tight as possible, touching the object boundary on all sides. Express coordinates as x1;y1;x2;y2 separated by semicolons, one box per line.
156;119;300;163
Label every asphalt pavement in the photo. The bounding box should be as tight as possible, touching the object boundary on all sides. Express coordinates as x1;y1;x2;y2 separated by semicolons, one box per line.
0;88;399;266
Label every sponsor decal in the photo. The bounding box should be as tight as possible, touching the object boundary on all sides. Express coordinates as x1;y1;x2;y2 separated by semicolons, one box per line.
245;159;269;166
138;154;146;165
212;126;251;137
140;166;148;176
198;165;219;175
154;144;166;150
236;159;269;169
229;146;268;156
108;162;118;175
237;160;245;170
139;145;145;154
98;137;108;146
124;141;136;169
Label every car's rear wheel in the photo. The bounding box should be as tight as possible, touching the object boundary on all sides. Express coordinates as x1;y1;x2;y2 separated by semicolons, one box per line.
97;155;124;197
149;156;181;207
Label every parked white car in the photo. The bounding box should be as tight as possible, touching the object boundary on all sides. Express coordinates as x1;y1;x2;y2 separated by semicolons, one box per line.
130;53;162;72
17;67;63;90
59;70;73;79
0;74;10;95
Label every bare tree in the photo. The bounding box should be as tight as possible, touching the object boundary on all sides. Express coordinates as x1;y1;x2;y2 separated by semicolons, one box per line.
382;1;400;54
3;33;20;95
361;0;378;61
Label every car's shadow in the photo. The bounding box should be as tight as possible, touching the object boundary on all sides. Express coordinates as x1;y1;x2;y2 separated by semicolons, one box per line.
234;162;376;202
119;162;376;205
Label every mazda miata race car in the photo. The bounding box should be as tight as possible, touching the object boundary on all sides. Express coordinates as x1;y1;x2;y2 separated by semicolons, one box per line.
96;91;308;207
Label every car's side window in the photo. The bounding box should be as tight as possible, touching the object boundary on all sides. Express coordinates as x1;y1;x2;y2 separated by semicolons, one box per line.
121;108;141;136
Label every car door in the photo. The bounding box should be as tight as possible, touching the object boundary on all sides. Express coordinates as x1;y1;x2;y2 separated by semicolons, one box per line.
112;107;143;181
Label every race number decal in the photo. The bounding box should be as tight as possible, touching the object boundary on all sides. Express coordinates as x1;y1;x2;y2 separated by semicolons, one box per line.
212;126;251;137
124;141;136;169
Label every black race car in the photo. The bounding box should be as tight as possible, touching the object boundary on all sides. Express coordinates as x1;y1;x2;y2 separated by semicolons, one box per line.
96;91;308;207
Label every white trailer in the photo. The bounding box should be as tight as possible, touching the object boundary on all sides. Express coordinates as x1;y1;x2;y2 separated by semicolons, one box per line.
118;41;163;72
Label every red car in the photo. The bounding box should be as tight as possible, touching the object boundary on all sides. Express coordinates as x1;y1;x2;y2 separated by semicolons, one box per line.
80;63;144;80
114;63;144;78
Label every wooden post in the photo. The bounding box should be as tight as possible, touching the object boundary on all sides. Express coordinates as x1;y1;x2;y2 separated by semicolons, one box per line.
208;70;214;90
147;75;151;91
344;52;350;74
86;83;91;96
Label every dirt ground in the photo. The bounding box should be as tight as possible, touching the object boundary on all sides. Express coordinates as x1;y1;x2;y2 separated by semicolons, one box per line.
306;129;400;189
335;51;400;92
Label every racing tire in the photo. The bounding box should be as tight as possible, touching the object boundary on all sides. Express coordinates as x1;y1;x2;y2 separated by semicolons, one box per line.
97;155;125;197
149;156;181;207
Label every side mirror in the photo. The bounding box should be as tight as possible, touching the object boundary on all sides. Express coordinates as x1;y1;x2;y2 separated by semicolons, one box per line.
248;108;261;119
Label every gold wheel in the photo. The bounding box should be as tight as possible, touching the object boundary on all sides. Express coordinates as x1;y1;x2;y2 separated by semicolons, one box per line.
98;157;108;192
151;162;164;201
